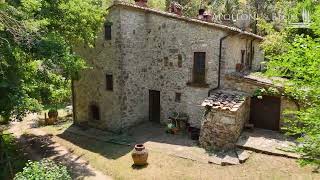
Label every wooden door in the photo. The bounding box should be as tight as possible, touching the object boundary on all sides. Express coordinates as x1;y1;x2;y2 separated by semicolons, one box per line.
149;90;160;122
250;96;281;131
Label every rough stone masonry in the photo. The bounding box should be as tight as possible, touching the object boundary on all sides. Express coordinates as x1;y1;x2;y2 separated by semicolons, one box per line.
200;90;250;149
73;1;264;132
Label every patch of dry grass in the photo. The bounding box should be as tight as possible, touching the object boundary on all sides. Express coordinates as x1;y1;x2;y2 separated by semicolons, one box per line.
39;123;320;180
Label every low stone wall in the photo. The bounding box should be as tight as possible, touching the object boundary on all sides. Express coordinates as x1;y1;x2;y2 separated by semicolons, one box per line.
200;96;250;150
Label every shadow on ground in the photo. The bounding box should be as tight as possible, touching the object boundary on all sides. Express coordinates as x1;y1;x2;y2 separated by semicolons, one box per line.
19;134;97;179
55;122;198;160
131;163;149;170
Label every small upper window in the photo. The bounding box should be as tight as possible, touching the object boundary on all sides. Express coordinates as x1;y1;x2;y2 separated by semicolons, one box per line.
104;24;112;40
178;54;182;68
175;93;182;102
106;74;113;91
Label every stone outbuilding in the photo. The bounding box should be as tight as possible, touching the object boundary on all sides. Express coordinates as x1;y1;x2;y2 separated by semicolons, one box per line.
200;91;250;149
223;72;299;130
198;72;300;150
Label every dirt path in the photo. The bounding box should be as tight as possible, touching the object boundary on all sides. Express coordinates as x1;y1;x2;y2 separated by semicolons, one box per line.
8;114;112;180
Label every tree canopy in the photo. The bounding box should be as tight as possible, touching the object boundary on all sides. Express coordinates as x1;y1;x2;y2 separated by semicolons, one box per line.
0;0;107;122
261;2;320;168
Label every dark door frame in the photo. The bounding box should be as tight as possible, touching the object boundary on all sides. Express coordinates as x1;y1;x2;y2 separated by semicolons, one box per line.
250;95;281;131
149;90;160;123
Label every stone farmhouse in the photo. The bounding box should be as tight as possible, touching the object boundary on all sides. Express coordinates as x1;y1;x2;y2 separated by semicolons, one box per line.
72;0;297;144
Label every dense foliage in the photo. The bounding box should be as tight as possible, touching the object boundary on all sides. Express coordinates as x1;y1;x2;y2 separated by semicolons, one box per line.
262;2;320;168
14;159;71;180
0;133;27;179
0;0;106;123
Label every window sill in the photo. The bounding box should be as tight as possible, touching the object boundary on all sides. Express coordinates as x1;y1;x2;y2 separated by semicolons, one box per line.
186;82;210;88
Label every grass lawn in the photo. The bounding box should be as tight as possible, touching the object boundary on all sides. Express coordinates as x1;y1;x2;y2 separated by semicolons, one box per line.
38;121;320;180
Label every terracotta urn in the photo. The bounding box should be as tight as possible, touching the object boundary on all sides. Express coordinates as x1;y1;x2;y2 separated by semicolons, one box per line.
131;144;148;165
47;109;58;125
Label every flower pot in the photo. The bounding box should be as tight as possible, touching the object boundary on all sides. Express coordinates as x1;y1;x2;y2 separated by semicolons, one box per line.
47;110;58;125
131;144;148;166
172;127;179;134
236;63;244;72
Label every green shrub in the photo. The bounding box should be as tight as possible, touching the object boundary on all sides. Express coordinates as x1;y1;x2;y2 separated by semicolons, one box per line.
0;133;27;180
14;159;71;180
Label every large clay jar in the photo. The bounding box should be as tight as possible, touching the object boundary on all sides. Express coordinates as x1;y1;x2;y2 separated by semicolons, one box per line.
131;144;148;165
47;109;58;125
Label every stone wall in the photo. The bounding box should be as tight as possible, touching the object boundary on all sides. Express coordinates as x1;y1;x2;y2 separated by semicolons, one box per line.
118;5;223;128
73;8;124;131
73;2;265;132
280;96;299;127
200;97;250;149
117;4;264;129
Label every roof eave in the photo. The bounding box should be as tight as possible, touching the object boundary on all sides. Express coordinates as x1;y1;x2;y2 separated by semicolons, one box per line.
111;1;264;40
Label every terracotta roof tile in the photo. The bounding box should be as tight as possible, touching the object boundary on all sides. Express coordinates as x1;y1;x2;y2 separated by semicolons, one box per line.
202;91;247;111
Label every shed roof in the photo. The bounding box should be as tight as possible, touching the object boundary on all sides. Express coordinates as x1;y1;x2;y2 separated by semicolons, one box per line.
111;1;264;40
202;90;247;112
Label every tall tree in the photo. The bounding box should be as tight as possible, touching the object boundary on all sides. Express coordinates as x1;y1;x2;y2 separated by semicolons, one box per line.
0;0;107;123
262;2;320;169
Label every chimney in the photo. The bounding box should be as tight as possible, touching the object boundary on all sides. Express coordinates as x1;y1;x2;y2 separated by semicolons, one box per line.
198;8;212;22
134;0;148;7
169;2;183;16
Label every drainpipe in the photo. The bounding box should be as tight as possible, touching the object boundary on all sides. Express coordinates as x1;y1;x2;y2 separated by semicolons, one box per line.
249;39;255;70
207;34;232;97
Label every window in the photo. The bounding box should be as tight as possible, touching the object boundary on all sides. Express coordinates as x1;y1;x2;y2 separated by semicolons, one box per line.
106;74;113;91
175;93;181;102
104;24;112;40
241;50;245;64
178;54;182;68
164;57;168;66
193;52;206;84
90;104;100;121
